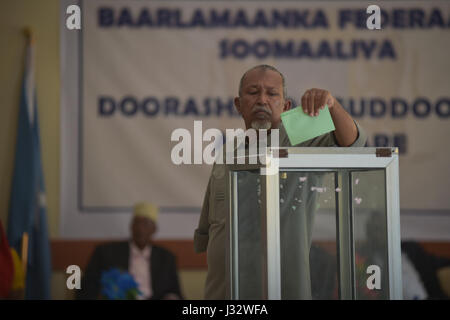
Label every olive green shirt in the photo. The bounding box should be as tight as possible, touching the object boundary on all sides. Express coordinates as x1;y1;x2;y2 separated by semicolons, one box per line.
194;121;367;299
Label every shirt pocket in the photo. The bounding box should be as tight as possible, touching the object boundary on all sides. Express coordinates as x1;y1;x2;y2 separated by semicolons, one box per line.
209;175;226;225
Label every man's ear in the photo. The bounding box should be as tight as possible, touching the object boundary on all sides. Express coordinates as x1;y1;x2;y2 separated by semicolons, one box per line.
283;98;292;112
234;97;241;114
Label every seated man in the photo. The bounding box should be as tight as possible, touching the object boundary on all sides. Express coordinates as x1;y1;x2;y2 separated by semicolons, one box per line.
402;241;450;300
76;202;183;300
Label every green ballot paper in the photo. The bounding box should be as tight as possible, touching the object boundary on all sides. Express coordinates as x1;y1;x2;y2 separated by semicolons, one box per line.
281;105;335;145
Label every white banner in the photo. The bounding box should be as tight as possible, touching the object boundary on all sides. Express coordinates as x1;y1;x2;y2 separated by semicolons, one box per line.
60;0;450;239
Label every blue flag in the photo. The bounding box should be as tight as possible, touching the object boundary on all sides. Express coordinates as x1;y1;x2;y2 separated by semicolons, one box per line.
7;39;51;299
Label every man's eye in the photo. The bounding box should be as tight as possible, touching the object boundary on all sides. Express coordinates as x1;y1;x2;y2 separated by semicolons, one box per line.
248;91;258;95
269;92;279;96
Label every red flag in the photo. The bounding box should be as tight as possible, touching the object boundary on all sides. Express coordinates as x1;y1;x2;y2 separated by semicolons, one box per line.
0;220;14;298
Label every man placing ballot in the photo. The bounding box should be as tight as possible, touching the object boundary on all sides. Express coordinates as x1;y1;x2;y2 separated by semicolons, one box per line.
194;64;367;300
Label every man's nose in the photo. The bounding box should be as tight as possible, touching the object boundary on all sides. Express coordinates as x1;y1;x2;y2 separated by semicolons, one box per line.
256;92;269;105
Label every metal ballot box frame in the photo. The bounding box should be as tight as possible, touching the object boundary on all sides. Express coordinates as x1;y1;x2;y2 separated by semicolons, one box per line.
225;147;402;300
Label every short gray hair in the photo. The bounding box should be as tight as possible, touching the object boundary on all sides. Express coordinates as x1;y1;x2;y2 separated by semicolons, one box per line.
238;64;287;98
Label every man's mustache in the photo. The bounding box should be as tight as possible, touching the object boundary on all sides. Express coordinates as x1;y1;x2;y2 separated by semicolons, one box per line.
252;105;272;116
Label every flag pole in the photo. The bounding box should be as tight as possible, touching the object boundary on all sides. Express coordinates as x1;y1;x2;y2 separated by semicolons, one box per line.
23;27;34;44
19;27;33;298
20;27;33;290
21;232;29;277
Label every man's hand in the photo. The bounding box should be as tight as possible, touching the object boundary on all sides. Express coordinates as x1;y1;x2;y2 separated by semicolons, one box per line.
300;88;358;146
301;88;336;117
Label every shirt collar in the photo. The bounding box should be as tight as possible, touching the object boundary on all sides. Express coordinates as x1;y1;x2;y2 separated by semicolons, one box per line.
129;241;151;259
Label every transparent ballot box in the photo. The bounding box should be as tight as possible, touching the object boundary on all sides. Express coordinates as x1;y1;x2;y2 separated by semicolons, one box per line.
224;147;402;300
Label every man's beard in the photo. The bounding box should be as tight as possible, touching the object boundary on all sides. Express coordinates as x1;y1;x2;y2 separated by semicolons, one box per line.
250;105;273;130
251;119;272;130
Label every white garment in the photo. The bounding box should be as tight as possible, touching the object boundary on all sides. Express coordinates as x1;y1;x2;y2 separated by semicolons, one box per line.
129;242;152;299
402;252;428;300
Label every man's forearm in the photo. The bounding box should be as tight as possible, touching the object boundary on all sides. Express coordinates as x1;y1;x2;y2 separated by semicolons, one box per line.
330;98;358;147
